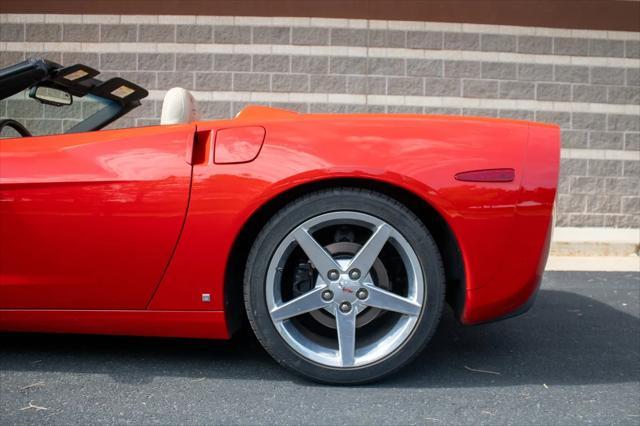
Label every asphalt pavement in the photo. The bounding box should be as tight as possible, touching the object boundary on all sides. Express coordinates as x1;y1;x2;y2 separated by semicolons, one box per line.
1;271;638;425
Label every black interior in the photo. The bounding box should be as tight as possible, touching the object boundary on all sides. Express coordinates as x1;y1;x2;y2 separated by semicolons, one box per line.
0;119;32;137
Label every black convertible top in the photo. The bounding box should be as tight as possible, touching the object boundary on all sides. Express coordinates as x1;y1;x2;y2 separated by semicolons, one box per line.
0;58;57;100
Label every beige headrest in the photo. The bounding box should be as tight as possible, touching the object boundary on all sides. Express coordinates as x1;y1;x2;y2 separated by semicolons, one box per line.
160;87;199;125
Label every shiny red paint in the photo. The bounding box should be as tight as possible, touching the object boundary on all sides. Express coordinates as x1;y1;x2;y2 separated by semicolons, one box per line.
464;124;559;323
0;310;228;339
213;126;266;164
0;124;194;310
0;107;559;337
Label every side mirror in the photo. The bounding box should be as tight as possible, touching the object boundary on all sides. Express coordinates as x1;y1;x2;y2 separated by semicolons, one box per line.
30;86;73;106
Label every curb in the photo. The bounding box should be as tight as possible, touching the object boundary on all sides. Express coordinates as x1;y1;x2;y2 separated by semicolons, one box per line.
545;255;639;272
550;227;639;257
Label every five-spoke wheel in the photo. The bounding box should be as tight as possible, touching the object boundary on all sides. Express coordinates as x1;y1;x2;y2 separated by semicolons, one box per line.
266;211;424;367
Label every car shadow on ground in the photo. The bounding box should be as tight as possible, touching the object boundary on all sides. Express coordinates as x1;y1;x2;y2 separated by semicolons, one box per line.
0;289;638;388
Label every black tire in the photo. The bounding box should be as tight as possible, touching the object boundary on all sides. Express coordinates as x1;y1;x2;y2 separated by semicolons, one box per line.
243;188;445;384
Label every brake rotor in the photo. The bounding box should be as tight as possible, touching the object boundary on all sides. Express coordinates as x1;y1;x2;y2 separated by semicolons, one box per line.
308;242;391;329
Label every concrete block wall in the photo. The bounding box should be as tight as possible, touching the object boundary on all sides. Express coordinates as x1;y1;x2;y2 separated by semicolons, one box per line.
1;14;639;228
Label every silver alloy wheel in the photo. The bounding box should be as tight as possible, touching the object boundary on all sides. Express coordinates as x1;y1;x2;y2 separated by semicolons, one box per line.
265;211;425;368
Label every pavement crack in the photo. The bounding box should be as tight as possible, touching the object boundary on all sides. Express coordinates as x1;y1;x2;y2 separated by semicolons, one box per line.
463;365;501;375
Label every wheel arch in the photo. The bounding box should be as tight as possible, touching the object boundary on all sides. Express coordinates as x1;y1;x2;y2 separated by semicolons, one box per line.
224;177;466;333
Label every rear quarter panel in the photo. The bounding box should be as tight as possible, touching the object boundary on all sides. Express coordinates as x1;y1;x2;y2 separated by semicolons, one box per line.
150;115;532;325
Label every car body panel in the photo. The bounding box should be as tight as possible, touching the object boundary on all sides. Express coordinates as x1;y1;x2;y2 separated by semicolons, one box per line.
464;124;559;323
0;108;559;337
213;126;266;164
0;309;228;339
0;124;194;309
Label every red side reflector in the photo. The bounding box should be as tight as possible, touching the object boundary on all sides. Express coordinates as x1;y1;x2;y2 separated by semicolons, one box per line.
214;126;266;164
454;168;515;182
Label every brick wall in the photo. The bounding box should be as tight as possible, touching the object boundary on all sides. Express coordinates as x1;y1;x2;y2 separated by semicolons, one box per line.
1;14;639;228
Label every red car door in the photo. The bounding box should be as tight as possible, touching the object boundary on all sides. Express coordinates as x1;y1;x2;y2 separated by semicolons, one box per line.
0;124;195;309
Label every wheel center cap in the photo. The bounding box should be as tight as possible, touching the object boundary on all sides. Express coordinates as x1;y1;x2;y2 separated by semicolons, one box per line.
333;276;359;302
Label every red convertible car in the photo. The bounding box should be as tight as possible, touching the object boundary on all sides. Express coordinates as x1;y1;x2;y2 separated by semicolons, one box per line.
0;58;559;383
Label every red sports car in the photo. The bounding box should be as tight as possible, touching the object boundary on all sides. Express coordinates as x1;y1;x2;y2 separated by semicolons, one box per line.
0;58;559;383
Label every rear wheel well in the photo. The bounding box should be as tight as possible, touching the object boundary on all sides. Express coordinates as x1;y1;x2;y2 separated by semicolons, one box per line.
223;178;466;333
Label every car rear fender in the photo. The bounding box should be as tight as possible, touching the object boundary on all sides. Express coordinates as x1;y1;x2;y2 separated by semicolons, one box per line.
462;123;561;324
